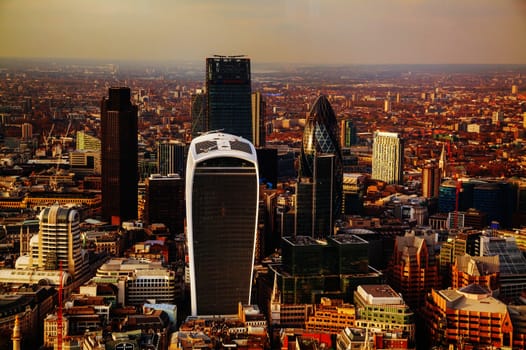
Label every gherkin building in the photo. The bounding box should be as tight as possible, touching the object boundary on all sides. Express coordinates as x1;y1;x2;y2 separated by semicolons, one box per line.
297;95;343;237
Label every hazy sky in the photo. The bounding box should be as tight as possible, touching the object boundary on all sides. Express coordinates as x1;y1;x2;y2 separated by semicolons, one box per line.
1;0;525;65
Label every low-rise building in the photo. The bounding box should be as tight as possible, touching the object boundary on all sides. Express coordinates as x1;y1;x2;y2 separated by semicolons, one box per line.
353;284;415;343
423;284;513;348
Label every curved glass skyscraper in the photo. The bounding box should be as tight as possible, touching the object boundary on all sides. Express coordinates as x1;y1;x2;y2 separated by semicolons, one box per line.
186;132;259;316
297;95;343;237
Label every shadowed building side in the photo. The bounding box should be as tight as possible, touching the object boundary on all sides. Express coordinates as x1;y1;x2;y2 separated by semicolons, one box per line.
186;132;259;316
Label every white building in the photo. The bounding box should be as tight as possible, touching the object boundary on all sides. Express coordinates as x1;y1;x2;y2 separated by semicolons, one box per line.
372;131;404;184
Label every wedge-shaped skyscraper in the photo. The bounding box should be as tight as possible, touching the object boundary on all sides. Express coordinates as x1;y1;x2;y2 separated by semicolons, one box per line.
186;132;259;316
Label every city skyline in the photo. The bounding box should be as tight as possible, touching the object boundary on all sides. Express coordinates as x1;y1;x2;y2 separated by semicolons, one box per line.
0;0;525;65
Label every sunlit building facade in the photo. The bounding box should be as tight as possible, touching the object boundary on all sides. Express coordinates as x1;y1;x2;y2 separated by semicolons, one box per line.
372;131;403;184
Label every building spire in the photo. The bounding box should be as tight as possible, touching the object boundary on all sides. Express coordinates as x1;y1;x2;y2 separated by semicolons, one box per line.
12;315;21;350
439;142;447;177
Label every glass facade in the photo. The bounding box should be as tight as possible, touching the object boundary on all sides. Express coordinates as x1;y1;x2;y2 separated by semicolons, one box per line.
187;132;259;316
101;87;138;224
297;96;343;237
206;57;252;141
191;164;257;315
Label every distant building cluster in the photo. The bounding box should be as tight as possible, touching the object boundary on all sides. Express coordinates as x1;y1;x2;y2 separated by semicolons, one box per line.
0;58;526;349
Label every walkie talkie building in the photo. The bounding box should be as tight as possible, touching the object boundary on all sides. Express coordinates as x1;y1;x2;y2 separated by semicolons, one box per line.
186;132;259;316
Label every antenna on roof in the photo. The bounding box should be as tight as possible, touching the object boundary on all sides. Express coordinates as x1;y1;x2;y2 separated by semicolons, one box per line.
198;129;224;135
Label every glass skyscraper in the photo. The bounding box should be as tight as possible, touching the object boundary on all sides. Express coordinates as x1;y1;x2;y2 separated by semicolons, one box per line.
296;95;343;238
101;87;138;225
206;56;252;142
186;132;259;316
157;140;186;177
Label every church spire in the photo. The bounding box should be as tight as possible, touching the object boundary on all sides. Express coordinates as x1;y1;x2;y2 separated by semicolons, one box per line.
439;142;447;177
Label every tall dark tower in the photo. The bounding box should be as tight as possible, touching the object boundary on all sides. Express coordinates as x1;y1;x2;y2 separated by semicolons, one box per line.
252;91;266;147
186;132;259;316
206;56;252;141
101;87;138;225
296;95;343;238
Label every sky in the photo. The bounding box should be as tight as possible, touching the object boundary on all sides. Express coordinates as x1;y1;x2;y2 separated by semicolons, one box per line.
0;0;525;65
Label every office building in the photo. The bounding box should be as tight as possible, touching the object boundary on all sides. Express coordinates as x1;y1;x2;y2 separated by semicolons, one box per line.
340;119;357;148
353;284;415;343
69;150;100;176
372;131;404;184
14;204;89;280
144;174;185;235
101;87;138;225
472;182;517;228
252;91;266;147
268;235;381;305
94;258;182;306
423;285;513;348
157;140;186;176
422;164;440;198
451;254;500;291
190;91;207;139
21;122;33;141
296;155;337;237
305;298;356;335
76;131;101;151
387;234;440;309
296;95;343;237
186;132;259;315
480;235;526;298
206;56;252;141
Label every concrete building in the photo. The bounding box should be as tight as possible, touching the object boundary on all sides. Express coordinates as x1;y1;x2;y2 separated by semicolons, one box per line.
305;298;356;335
451;254;500;291
423;284;513;348
387;233;440;309
353;284;415;343
372;131;403;185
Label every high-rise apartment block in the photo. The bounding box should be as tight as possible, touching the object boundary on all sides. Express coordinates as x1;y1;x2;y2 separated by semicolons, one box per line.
206;56;252;141
186;132;259;316
101;87;138;225
372;131;404;185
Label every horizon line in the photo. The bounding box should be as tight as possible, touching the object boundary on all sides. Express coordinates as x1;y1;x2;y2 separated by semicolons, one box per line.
1;56;526;67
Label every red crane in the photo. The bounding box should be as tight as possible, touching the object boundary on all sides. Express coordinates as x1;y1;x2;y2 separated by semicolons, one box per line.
57;261;63;350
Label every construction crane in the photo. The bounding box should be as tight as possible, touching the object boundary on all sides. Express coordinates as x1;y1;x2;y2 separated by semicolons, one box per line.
42;124;55;154
59;120;73;148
